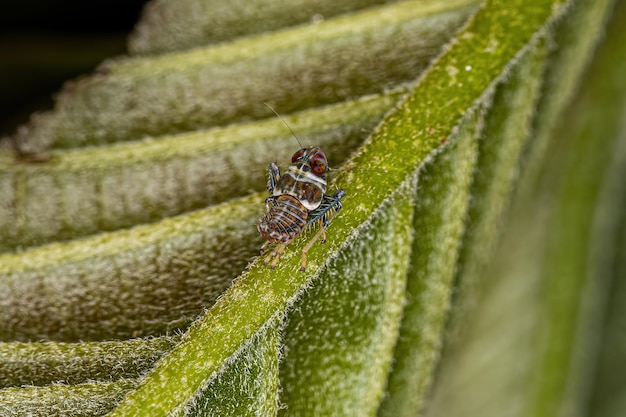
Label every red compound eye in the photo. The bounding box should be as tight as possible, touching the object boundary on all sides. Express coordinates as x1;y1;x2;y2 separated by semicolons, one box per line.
311;157;327;175
291;149;306;163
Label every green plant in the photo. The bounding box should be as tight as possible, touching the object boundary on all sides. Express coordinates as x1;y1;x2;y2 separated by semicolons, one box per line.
1;0;624;416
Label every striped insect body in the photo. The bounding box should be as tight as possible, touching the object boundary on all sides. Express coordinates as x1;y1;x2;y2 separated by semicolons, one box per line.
258;146;345;270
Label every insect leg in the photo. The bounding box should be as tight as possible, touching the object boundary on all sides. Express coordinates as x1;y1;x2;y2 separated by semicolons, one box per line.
259;240;272;254
300;227;327;271
266;162;280;193
263;240;291;269
300;189;345;271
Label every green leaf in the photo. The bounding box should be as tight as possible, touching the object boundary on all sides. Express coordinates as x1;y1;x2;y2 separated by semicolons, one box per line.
0;89;403;252
278;169;417;416
129;0;412;54
1;0;622;416
0;381;136;417
106;0;571;415
0;337;179;387
378;31;550;415
424;1;623;416
11;0;478;154
0;194;264;341
171;315;283;416
374;96;483;417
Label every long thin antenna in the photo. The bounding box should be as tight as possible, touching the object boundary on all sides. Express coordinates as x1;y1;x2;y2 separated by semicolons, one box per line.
264;102;303;148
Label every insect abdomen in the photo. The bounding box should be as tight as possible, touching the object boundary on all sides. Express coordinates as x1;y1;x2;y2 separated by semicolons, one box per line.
258;195;309;242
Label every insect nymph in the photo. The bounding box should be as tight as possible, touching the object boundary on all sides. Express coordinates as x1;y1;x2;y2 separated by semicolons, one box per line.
258;147;345;270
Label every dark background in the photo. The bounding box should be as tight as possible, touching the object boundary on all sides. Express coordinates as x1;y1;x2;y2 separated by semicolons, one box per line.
0;0;149;138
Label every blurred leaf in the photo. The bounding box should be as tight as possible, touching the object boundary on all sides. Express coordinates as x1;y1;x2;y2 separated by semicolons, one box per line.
10;0;478;153
129;0;408;54
424;1;623;417
0;89;403;252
